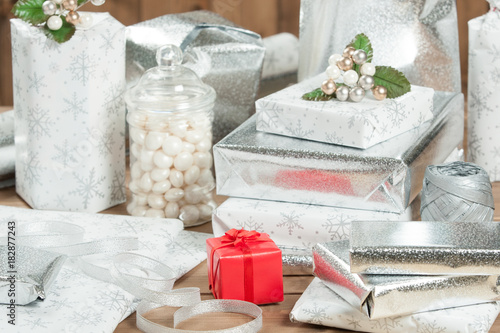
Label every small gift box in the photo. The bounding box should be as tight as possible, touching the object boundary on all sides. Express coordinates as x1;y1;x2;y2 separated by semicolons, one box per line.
206;229;283;304
256;74;434;149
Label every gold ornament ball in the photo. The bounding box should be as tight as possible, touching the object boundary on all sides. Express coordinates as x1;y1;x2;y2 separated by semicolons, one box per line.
321;79;337;95
343;46;356;58
62;0;77;10
66;10;80;25
372;85;388;101
337;57;353;71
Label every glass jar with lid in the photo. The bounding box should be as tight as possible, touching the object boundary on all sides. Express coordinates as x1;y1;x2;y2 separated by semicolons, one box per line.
125;45;216;226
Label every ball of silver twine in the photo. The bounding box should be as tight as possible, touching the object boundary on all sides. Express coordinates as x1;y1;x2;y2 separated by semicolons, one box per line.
420;161;494;222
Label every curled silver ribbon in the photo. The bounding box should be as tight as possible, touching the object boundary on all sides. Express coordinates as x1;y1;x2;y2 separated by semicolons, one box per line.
420;161;494;222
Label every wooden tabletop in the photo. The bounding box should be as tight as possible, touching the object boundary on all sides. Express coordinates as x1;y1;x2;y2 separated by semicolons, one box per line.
2;105;500;332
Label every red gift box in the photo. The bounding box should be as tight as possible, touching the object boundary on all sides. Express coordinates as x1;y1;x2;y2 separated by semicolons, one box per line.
206;229;284;305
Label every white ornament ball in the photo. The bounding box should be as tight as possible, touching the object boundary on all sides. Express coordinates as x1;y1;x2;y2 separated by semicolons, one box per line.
352;49;367;65
360;62;376;76
349;87;366;103
343;70;359;87
328;54;343;66
335;85;350;102
42;1;57;15
358;75;375;90
325;65;341;80
77;13;93;29
91;0;105;5
47;15;63;31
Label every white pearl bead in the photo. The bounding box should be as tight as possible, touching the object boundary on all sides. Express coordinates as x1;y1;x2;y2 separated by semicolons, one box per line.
134;195;148;206
129;180;141;194
184;165;200;185
180;205;200;225
169;169;184;188
164;188;184;202
131;206;147;217
130;128;146;145
147;194;167;209
153;151;173;169
185;130;204;144
325;66;341;80
197;169;215;188
343;70;359;87
42;1;57;15
182;142;196;153
145;132;165;151
165;202;180;218
145;209;165;218
197;204;213;220
169;121;188;138
130;162;143;179
151;168;170;182
360;62;376;76
162;136;183;156
140;173;153;192
193;152;212;169
328;54;343;66
349;86;366;102
91;0;105;6
184;184;204;204
77;12;93;29
53;0;63;3
152;180;171;194
195;138;212;152
336;85;350;101
174;152;194;171
47;15;63;30
130;143;141;158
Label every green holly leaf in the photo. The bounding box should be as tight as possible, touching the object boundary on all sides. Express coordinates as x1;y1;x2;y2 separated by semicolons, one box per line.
12;0;48;25
302;83;346;101
373;66;411;99
348;33;374;74
78;0;88;6
43;17;76;43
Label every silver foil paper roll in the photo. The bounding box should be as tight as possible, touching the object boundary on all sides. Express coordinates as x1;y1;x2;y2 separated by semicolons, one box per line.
126;11;265;144
313;240;500;319
421;162;495;222
350;221;500;275
298;0;461;92
0;246;66;305
280;247;313;276
214;92;464;213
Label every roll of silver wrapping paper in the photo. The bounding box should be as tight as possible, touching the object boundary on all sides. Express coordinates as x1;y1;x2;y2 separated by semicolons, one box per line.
280;247;313;275
420;161;494;222
313;240;500;319
350;221;500;275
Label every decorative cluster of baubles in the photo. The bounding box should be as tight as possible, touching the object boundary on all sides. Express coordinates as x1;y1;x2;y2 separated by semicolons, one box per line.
42;0;105;31
321;46;387;102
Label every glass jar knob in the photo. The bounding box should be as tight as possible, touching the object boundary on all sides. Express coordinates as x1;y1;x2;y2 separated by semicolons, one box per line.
156;44;183;68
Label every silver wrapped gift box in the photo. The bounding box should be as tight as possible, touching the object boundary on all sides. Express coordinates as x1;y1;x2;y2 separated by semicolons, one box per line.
314;240;500;319
214;92;464;213
298;0;461;92
350;221;500;275
126;11;265;144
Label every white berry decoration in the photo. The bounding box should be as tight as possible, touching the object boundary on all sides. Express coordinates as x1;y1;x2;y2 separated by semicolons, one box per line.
360;62;376;76
343;70;359;87
47;15;63;30
326;65;341;80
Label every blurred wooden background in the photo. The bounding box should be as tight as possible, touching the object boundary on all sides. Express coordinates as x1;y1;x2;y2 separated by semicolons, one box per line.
0;0;490;106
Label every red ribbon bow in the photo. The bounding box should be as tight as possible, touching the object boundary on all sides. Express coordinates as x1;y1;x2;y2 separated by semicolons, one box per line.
209;229;270;302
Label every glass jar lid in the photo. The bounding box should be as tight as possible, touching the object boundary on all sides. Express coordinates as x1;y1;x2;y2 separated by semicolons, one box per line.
125;45;216;113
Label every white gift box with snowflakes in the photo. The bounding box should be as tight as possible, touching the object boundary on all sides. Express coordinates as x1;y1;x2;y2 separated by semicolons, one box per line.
212;197;414;249
467;4;500;181
10;13;126;212
0;205;211;333
256;74;434;149
290;278;500;333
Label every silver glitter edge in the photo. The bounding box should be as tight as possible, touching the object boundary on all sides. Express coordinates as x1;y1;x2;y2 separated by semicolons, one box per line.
0;246;66;305
314;240;500;319
214;92;464;213
298;0;461;92
126;10;265;144
280;247;313;276
350;221;500;275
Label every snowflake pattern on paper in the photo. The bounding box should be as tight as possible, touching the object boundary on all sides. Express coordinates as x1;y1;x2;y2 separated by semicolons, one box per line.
69;309;103;327
469;85;493;119
256;100;284;129
94;290;128;312
28;105;53;139
468;131;483;162
371;317;404;333
236;216;264;232
490;67;500;86
322;214;350;240
109;169;126;203
63;92;88;121
52;139;78;169
302;302;332;325
276;210;305;235
488;44;500;63
386;99;407;127
28;71;47;94
20;151;43;187
94;126;116;156
69;168;105;209
68;51;96;86
285;119;314;138
102;82;124;114
416;320;446;333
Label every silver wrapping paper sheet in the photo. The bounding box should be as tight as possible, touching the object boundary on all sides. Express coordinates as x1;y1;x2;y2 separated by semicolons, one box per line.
350;221;500;275
214;92;464;213
313;240;500;319
126;11;265;144
0;246;66;305
298;0;461;92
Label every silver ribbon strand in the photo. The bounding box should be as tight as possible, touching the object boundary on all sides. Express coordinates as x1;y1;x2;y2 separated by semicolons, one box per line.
420;161;494;222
